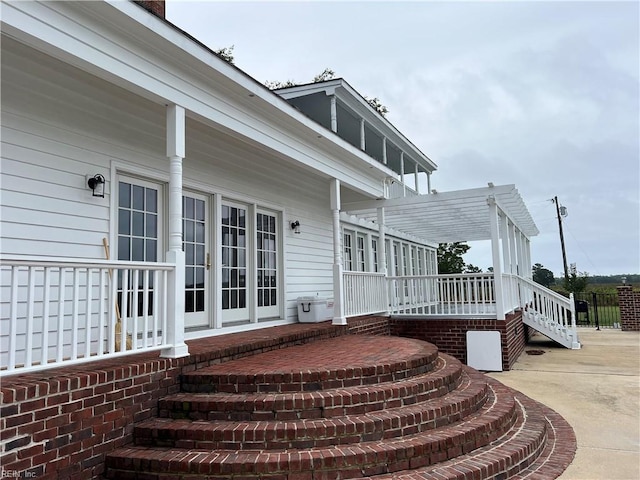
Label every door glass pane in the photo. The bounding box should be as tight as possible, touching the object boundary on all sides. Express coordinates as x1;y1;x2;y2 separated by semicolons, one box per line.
257;212;278;308
222;204;247;312
117;180;159;318
183;196;207;314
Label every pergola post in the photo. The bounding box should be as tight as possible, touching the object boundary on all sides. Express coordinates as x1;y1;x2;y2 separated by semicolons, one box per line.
331;179;346;325
488;196;505;320
508;221;518;275
377;207;389;314
500;215;511;275
162;104;189;358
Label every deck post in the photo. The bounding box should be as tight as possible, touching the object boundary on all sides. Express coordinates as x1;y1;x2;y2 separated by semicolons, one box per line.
488;196;505;320
331;179;347;325
162;104;189;358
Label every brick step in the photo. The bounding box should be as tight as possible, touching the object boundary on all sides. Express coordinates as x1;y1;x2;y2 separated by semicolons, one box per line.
181;336;439;393
366;384;549;479
104;379;518;479
507;395;577;480
162;354;464;421
134;369;488;450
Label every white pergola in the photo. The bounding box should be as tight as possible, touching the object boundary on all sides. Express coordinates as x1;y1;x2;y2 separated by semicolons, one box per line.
337;184;539;321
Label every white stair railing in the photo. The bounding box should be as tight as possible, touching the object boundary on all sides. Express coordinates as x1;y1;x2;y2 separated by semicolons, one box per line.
516;275;581;349
1;258;175;376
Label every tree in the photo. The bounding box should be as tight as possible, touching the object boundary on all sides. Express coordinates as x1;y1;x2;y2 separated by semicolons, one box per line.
532;263;555;287
214;45;235;64
463;264;482;274
363;96;389;117
265;68;389;116
437;242;470;274
312;68;335;83
564;270;589;293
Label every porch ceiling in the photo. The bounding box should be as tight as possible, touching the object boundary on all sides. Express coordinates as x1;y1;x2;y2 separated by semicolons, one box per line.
342;184;539;243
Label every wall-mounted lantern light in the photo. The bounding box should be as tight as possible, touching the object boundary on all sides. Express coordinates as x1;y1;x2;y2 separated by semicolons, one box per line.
290;220;301;234
87;174;105;197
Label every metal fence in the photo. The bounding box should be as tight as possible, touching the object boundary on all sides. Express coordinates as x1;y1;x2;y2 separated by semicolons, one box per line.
573;292;620;329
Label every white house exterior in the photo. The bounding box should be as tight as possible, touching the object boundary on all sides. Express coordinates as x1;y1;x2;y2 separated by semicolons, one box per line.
0;1;579;376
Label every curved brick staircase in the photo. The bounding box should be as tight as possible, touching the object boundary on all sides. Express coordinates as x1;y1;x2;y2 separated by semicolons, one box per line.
104;335;575;479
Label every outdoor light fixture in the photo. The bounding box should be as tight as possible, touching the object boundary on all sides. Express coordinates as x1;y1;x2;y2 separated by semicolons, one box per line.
87;174;105;197
290;220;301;234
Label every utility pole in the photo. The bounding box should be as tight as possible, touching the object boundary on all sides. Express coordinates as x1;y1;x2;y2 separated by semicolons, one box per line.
553;196;569;283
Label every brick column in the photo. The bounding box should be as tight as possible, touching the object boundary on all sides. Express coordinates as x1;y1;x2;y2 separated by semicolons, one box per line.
617;285;640;331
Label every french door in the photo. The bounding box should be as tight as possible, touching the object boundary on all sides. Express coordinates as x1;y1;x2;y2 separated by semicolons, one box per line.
221;202;248;323
256;210;279;319
183;193;210;328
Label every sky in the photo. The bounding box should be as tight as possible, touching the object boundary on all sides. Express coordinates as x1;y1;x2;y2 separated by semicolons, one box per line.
166;1;639;277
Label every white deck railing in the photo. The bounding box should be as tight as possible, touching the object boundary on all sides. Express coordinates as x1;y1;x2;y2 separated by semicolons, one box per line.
388;273;497;316
341;270;579;349
1;258;175;376
343;271;388;316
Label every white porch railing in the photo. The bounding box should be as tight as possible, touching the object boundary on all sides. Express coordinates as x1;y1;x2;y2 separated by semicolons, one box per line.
341;270;580;349
388;273;497;316
343;271;388;317
386;181;419;199
1;258;175;376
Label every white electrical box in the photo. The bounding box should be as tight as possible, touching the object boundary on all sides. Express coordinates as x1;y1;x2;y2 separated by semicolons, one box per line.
466;331;503;371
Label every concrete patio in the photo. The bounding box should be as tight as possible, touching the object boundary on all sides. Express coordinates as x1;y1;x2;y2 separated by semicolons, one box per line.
488;328;640;480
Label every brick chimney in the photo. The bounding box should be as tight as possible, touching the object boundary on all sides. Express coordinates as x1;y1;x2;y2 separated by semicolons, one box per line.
134;0;165;19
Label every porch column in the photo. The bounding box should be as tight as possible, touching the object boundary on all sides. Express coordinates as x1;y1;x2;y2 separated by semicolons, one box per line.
360;119;366;151
488;196;505;320
414;163;420;193
426;172;432;194
330;95;338;133
162;104;189;358
382;137;388;165
331;179;346;325
377;207;387;275
400;152;406;196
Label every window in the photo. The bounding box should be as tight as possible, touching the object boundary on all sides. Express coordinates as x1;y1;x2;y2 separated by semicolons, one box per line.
371;238;379;273
356;234;366;272
343;232;353;271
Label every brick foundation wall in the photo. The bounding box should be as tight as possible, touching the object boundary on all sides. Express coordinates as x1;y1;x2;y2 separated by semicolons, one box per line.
0;323;344;480
347;315;392;336
617;285;640;331
390;311;526;371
